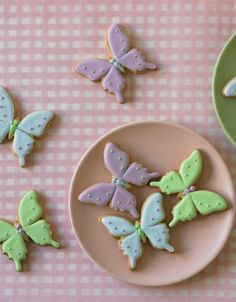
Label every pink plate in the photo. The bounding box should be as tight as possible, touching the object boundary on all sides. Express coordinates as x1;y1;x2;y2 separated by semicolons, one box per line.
69;121;235;286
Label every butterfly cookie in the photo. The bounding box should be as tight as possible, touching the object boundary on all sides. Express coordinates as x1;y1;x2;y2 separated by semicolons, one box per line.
0;87;54;166
0;190;60;271
75;23;156;103
222;77;236;97
100;193;174;270
150;150;227;227
78;142;159;218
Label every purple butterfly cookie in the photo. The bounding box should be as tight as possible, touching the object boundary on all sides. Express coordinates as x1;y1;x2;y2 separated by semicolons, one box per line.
75;24;156;103
78;143;159;218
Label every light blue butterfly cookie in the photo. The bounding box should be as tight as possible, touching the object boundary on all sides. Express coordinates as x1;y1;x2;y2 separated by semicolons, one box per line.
0;87;53;166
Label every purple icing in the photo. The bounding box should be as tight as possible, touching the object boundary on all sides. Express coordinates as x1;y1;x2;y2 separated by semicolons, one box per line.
110;186;139;218
75;24;156;103
78;142;159;218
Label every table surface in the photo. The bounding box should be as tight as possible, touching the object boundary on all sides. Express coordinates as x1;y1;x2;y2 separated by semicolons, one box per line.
0;1;236;301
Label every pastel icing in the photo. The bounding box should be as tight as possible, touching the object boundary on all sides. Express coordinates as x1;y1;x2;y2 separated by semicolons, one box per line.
150;149;228;227
0;190;60;272
75;24;156;103
78;142;159;218
0;86;54;167
222;77;236;97
100;193;174;270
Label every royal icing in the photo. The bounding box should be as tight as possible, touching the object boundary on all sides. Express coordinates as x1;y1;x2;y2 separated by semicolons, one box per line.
78;142;159;218
0;87;54;167
150;150;227;227
0;190;60;272
100;193;174;270
75;24;156;103
222;77;236;97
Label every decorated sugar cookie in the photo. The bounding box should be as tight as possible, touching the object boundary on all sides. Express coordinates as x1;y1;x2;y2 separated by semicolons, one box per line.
100;193;174;270
0;87;54;166
75;24;156;103
0;190;60;271
150;150;227;227
79;142;159;218
222;77;236;97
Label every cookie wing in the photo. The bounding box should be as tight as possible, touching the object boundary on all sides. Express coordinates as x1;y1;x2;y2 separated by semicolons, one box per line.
118;48;156;72
140;193;165;228
12;129;34;167
0;220;17;242
17;111;54;137
100;215;136;237
104;143;130;178
191;190;227;215
108;24;131;60
143;224;174;252
24;219;60;248
179;149;202;188
120;232;142;270
0;120;11;143
110;186;139;218
222;77;236;97
18;190;43;228
102;67;125;103
75;59;112;81
2;233;27;272
0;86;14;124
169;193;197;227
122;162;159;186
0;87;14;142
78;183;116;206
150;171;186;194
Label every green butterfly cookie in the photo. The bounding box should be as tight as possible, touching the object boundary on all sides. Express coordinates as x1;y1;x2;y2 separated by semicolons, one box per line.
0;190;60;271
150;150;227;227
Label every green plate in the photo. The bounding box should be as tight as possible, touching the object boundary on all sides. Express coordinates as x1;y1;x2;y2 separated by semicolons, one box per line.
212;33;236;146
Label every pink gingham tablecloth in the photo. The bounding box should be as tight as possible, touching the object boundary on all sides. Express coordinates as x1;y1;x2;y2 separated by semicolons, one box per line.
0;0;236;301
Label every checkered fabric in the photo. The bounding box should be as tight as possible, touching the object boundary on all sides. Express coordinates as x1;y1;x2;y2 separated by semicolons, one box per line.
0;0;235;301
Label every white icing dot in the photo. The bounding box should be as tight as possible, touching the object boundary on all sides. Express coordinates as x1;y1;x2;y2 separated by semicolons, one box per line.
141;176;145;180
114;227;118;230
96;197;101;201
3;114;6;118
217;202;221;206
151;218;155;221
18;147;22;150
122;229;126;232
1;97;4;100
185;174;188;177
127;201;131;205
118;156;122;160
43;117;47;120
158;238;162;242
87;193;92;198
108;221;112;225
121;38;125;42
8;247;11;251
121;48;125;52
27;218;32;222
106;192;110;196
108;81;112;86
134;249;138;253
38;124;41;128
207;204;211;208
0;105;3;108
41;237;46;240
101;69;105;73
135;167;140;171
92;70;96;74
17;251;21;255
117;201;121;205
117;84;122;88
4;232;8;236
30;127;34;131
138;62;142;66
42;225;46;228
83;66;87;70
110;149;115;153
127;245;130;249
115;29;119;33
